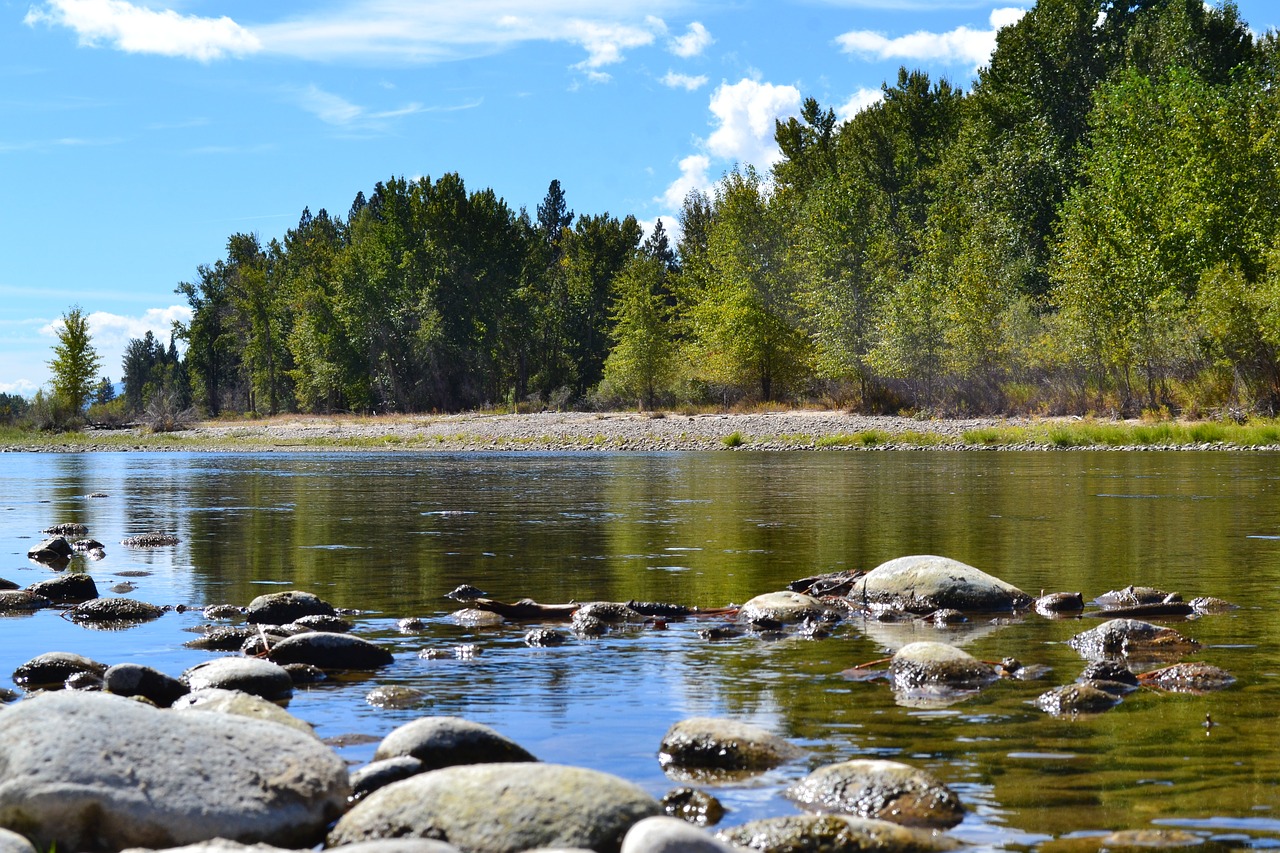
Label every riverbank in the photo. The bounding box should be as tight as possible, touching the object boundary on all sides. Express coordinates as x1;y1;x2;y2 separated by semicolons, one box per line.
3;409;1280;452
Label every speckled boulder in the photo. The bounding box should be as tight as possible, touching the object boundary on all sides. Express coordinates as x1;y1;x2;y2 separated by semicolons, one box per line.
0;691;348;851
737;591;830;626
12;651;108;690
1035;683;1122;716
716;814;959;853
373;716;537;770
850;555;1032;613
266;632;393;670
784;759;964;829
350;757;427;803
1142;662;1235;693
328;763;661;853
67;596;165;624
181;657;294;702
658;717;803;774
244;590;336;625
889;642;998;694
1067;619;1200;661
0;591;51;613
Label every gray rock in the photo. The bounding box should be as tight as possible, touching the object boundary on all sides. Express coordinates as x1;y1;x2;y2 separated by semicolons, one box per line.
1034;591;1084;615
290;614;352;632
366;685;427;709
350;756;426;803
42;523;87;537
0;827;35;853
0;691;349;851
1035;683;1122;716
104;663;190;707
373;716;537;770
27;536;73;561
1142;662;1235;693
245;590;337;625
658;717;803;776
1067;619;1200;661
329;763;661;853
171;688;315;735
119;842;461;853
889;642;998;695
784;759;965;829
737;591;830;626
12;651;107;690
181;656;294;701
850;555;1032;613
185;626;256;651
525;628;568;647
660;788;724;827
0;591;50;613
120;532;180;548
266;633;393;670
574;602;647;624
716;814;959;853
621;816;737;853
26;573;98;604
67;596;165;624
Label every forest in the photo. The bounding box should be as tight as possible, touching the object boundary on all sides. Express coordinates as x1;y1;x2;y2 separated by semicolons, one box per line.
78;1;1280;421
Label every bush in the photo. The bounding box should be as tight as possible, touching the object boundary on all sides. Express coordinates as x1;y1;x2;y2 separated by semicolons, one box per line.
86;397;132;428
143;391;198;433
23;390;82;432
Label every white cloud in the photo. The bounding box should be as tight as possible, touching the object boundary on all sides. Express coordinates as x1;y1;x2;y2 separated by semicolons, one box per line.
660;153;712;209
835;7;1028;69
668;21;712;58
706;78;802;168
0;378;39;397
24;0;260;61
40;305;193;379
661;70;708;91
566;19;658;70
836;87;884;120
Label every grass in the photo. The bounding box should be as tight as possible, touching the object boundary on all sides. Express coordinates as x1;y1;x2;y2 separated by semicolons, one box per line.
962;418;1280;449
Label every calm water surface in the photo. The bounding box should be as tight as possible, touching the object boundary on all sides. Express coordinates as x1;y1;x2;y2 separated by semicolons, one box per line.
4;450;1280;851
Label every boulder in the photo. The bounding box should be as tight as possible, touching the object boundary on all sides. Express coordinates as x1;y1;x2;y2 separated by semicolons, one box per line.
373;716;537;770
12;651;107;690
1035;592;1084;615
889;642;998;695
715;814;959;853
266;632;393;670
67;597;165;625
181;657;294;702
1036;683;1122;716
0;591;49;614
244;590;336;625
784;759;965;829
350;756;426;803
0;579;16;591
26;573;98;604
660;788;724;827
104;663;190;707
0;827;35;853
329;763;661;853
171;688;315;735
1068;619;1200;661
658;717;803;775
737;591;830;626
1142;662;1235;693
0;691;349;851
850;556;1032;613
120;533;180;548
289;614;351;633
621;816;737;853
27;537;73;562
184;626;256;651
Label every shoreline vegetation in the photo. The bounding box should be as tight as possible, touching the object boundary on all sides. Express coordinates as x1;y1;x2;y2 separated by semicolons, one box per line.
4;409;1280;453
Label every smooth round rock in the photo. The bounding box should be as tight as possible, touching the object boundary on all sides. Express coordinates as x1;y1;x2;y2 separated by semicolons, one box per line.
184;626;256;651
658;717;803;773
181;656;294;701
329;763;661;853
350;756;426;803
621;816;737;853
67;597;165;624
850;555;1032;613
0;691;349;851
737;591;829;626
784;759;964;829
104;663;190;707
890;642;998;693
171;688;315;735
716;814;959;853
26;573;99;604
373;716;537;770
1036;683;1122;716
1068;619;1200;661
12;651;107;690
266;632;393;670
0;827;36;853
245;590;336;625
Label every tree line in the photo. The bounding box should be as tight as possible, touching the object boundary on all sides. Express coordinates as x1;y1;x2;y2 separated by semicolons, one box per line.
29;0;1280;426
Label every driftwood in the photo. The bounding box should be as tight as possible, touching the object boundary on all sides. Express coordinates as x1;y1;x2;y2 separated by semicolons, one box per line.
466;596;739;621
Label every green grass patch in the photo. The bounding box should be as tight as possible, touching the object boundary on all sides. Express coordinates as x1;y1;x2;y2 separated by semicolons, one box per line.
721;431;745;448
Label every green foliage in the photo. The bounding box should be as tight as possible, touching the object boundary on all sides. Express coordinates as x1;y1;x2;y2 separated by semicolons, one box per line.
721;430;745;448
602;252;678;410
0;392;30;425
47;305;101;415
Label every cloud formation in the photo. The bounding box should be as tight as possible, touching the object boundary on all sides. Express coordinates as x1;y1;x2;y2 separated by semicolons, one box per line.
668;22;713;58
836;7;1028;68
837;87;884;120
661;71;709;91
24;0;260;62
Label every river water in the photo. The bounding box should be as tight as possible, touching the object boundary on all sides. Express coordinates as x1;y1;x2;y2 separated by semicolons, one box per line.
3;450;1280;851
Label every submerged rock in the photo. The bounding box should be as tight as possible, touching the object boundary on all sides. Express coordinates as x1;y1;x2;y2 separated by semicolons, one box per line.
365;685;427;710
661;788;725;827
1142;662;1235;693
1036;683;1123;716
329;763;661;852
525;627;568;647
1035;591;1085;615
120;532;180;548
658;717;804;777
784;759;965;829
244;590;336;625
373;716;537;770
850;555;1032;613
737;591;831;626
715;814;959;853
13;651;108;690
889;642;998;696
1068;619;1200;661
184;625;256;651
266;632;393;670
42;523;87;537
67;596;165;625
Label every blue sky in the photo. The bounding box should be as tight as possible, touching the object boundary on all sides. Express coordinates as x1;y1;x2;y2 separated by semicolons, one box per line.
3;0;1277;397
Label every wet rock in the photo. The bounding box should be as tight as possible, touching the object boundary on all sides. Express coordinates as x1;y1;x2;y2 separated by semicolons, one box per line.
118;841;460;853
245;590;337;625
283;663;326;685
0;579;16;591
266;632;394;670
658;717;804;776
366;685;428;709
926;608;966;626
1035;592;1084;615
0;827;36;853
451;608;505;627
172;688;315;735
181;656;294;702
715;814;959;853
0;691;348;851
397;616;429;633
1142;662;1236;693
445;584;486;601
889;642;998;695
64;671;104;691
1068;619;1200;661
329;763;661;853
525;627;568;647
621;816;737;853
661;788;725;827
1077;661;1140;696
850;555;1032;613
1189;596;1237;614
1095;586;1177;608
104;662;190;707
67;596;165;624
120;532;180;548
1098;829;1205;849
737;591;830;626
26;537;72;568
184;625;256;651
0;590;51;613
13;651;108;690
241;625;309;657
572;614;610;638
71;537;104;551
26;572;99;604
0;689;18;704
43;523;87;536
575;601;647;624
373;716;537;770
290;613;352;632
1036;683;1122;716
789;569;863;597
784;759;964;829
350;756;426;803
203;604;245;620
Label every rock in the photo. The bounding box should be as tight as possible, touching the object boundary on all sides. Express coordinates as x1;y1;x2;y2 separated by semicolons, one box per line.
526;628;568;647
245;590;337;625
117;842;461;853
12;651;108;690
0;591;51;613
850;555;1032;613
784;759;964;829
1035;683;1122;716
373;716;538;770
1096;586;1176;608
1035;592;1084;615
1098;829;1205;849
366;685;427;709
1068;619;1200;661
0;579;16;591
715;814;959;853
204;604;246;620
184;626;256;651
42;523;87;536
241;625;309;657
572;615;609;638
27;536;73;561
172;688;315;735
290;613;351;632
397;617;428;633
181;657;294;702
266;632;393;670
283;663;326;685
1142;662;1236;693
658;717;803;776
1189;596;1237;614
575;602;647;624
0;827;36;853
120;532;180;548
621;816;737;853
26;572;99;604
660;788;725;827
104;663;190;707
737;591;830;626
451;608;506;627
67;597;165;624
350;757;426;803
0;691;348;851
329;763;661;853
71;537;104;551
889;642;998;696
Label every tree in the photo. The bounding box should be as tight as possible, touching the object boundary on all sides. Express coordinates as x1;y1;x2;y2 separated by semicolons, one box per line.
48;305;101;414
603;252;676;410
